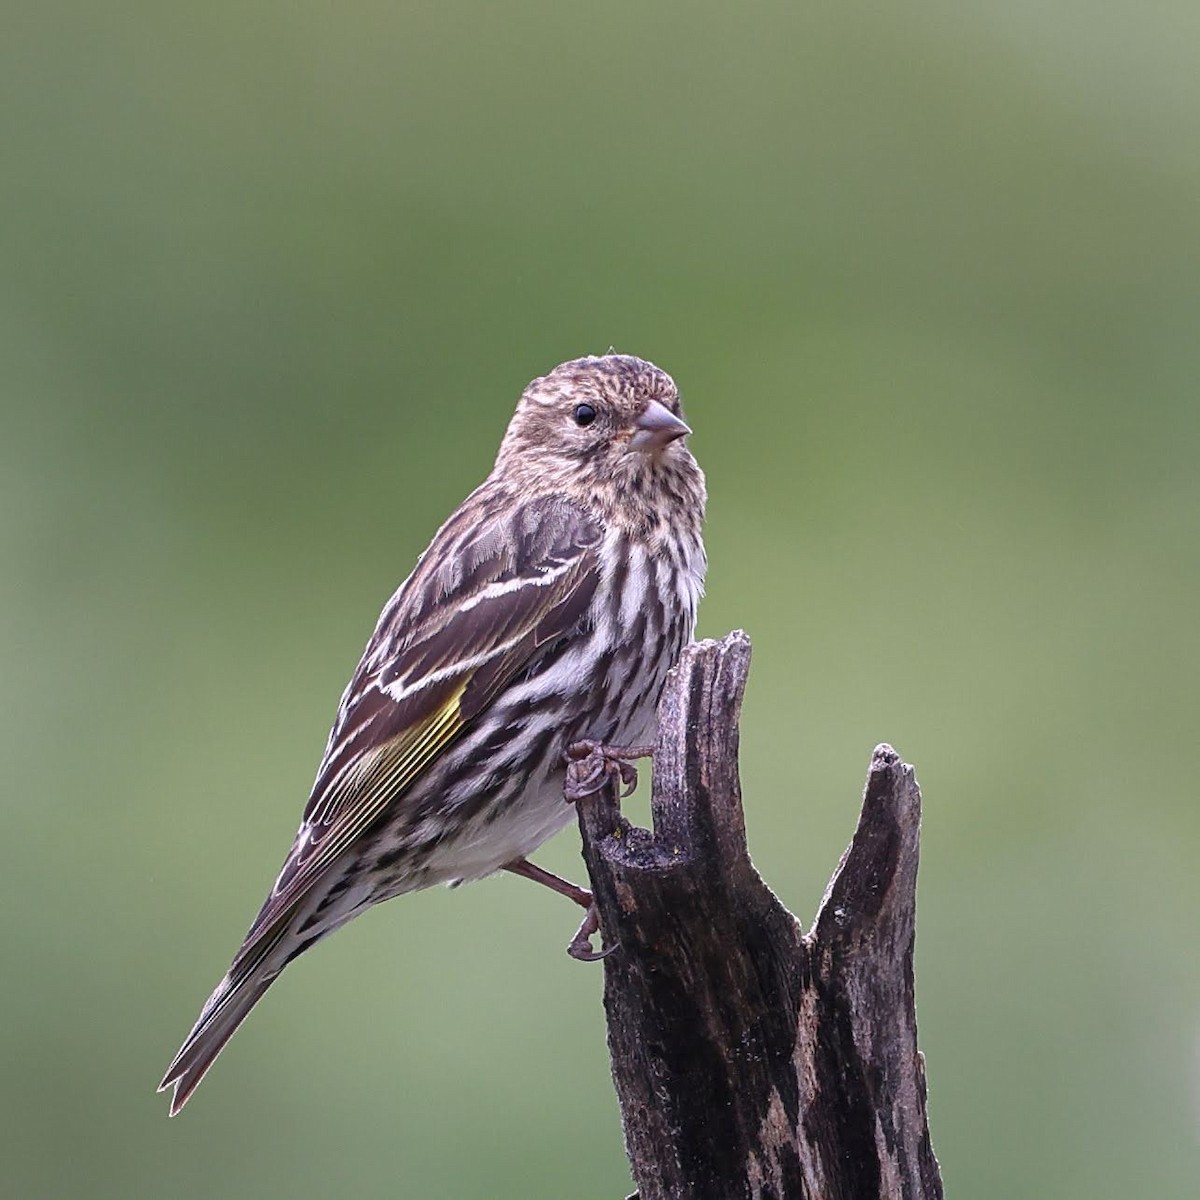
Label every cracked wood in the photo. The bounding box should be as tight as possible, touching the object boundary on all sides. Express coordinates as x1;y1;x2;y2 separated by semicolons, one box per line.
574;630;943;1200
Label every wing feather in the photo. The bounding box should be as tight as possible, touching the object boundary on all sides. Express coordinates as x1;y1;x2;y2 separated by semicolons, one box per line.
232;492;602;965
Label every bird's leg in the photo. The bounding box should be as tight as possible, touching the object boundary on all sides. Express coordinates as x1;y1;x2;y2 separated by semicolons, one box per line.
563;741;655;803
502;857;616;962
510;742;654;960
503;857;593;908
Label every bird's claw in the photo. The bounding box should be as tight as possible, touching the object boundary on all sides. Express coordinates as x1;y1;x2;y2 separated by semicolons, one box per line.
567;903;619;962
564;741;653;803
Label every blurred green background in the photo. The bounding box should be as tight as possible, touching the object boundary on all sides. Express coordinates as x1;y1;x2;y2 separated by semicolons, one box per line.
4;2;1198;1197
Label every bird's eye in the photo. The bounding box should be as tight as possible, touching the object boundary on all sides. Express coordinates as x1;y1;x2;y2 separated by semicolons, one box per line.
573;403;596;428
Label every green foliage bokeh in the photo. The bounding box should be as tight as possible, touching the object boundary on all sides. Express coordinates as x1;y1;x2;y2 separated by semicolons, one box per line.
3;3;1198;1197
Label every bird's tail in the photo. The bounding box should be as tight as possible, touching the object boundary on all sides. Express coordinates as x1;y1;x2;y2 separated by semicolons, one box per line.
158;946;284;1116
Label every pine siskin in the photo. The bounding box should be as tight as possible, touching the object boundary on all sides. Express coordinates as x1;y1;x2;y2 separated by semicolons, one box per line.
159;354;706;1115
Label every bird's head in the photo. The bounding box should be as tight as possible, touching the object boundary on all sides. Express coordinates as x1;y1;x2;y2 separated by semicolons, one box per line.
494;355;701;529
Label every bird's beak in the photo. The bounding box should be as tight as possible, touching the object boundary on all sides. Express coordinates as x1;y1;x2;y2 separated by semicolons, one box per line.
630;399;691;452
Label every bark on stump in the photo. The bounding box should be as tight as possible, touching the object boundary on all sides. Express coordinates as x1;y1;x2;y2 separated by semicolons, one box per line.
573;630;942;1200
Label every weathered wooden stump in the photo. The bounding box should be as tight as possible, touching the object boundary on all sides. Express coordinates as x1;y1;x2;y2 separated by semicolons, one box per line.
573;630;942;1200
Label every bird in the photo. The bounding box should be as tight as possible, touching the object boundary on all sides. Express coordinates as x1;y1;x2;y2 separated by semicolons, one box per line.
159;353;707;1115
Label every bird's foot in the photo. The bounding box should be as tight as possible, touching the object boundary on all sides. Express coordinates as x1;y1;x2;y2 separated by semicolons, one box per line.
563;741;654;803
502;857;618;962
567;903;618;962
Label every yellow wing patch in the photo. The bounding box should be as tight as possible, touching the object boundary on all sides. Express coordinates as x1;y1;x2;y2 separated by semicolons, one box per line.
235;683;467;966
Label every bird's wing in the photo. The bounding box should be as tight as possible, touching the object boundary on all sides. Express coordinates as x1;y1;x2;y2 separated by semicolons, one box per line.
234;491;603;966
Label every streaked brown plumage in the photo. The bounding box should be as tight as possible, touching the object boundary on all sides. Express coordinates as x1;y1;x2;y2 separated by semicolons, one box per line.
159;354;706;1114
